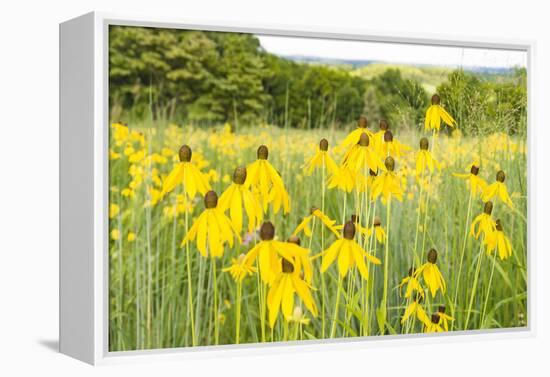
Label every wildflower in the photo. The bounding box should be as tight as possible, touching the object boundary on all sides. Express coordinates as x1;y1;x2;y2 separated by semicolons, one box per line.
112;122;130;146
181;191;240;258
452;163;487;197
335;214;368;238
293;207;340;238
367;216;386;244
415;137;441;176
372;119;389;154
437;305;454;331
470;201;496;239
398;267;424;299
222;253;257;282
127;232;136;242
343;132;385;173
401;293;430;326
371;156;404;202
267;258;318;328
485;219;512;260
243;222;312;284
303;138;339;176
219;166;263;234
320;221;381;280
245;145;290;214
424;94;456;131
111;228;120;241
289;306;310;325
338;115;374;151
327;164;357;193
109;203;120;219
424;313;444;333
482;170;514;208
415;249;446;298
379;130;410;158
162;145;211;199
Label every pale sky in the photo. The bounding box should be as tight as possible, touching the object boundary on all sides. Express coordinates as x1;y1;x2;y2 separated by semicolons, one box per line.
257;35;527;69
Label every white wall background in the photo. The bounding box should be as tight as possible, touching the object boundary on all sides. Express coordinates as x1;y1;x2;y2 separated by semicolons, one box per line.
0;0;548;375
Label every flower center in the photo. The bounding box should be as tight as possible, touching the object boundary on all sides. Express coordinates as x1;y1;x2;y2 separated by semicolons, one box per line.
419;137;429;150
282;258;294;273
310;206;318;215
350;214;358;223
495;219;503;231
385;156;395;172
384;130;394;142
496;170;506;182
408;266;416;277
373;217;381;227
358;115;368;129
427;248;438;264
319;138;329;151
369;169;378;177
359;132;370;146
470;165;480;175
287;235;301;246
431;94;441;105
484;201;493;215
233;166;247;184
431;313;441;324
259;221;275;241
379;119;389;131
178;145;192;162
438;305;446;314
204;190;218;209
257;145;269;160
343;220;356;240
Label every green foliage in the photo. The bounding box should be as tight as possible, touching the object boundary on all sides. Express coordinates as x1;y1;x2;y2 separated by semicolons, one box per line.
436;68;527;135
366;69;428;131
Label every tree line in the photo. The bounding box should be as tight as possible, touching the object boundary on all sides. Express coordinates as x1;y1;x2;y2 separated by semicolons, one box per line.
109;26;527;135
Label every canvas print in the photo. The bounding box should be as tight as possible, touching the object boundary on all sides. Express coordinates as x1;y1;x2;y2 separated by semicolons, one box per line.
108;25;527;351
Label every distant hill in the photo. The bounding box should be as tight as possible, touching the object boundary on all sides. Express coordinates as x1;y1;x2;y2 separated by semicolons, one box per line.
281;55;518;93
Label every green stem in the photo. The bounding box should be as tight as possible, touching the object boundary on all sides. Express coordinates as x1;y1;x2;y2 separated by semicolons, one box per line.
330;275;343;338
185;208;196;346
235;280;242;344
212;257;219;345
464;241;485;329
481;251;497;328
451;190;473;331
380;196;391;334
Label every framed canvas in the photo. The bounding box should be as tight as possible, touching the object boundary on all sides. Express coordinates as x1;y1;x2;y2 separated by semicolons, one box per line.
59;12;534;365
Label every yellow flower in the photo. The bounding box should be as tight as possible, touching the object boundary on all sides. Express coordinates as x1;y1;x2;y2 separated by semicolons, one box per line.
371;119;390;154
267;257;318;328
112;122;130;146
242;222;312;284
109;149;121;160
378;130;411;158
303;138;339;176
437;305;454;331
424;313;444;333
470;201;496;239
424;94;456;131
162;145;211;199
181;191;240;258
327;164;357;193
398;267;424;299
109;203;120;219
452;163;487;197
335;214;368;238
222;253;257;282
342;133;385;173
366;217;386;244
337;115;374;151
320;221;381;280
219;166;263;234
415;249;446;298
293;207;340;238
289;306;310;325
485;219;512;260
245;145;290;214
371;156;404;202
111;228;120;241
415;137;441;176
482;170;514;208
401;294;430;326
127;232;136;242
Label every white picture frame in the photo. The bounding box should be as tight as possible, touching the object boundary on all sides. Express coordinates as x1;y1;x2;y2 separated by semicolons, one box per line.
59;11;536;365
